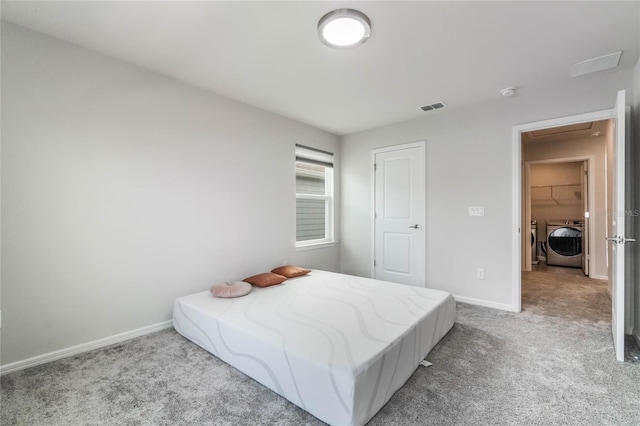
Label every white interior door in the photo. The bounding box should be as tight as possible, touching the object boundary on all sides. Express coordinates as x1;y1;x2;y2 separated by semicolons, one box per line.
373;143;425;286
581;160;589;276
608;89;628;362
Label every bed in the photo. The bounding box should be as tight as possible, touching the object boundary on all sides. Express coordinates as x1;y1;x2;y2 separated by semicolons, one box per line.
173;270;456;426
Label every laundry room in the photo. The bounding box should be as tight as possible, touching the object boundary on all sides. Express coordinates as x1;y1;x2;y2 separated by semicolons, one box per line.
530;162;585;271
522;120;611;280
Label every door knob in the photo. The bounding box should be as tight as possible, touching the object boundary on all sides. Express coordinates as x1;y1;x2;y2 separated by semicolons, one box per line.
409;224;421;229
606;236;636;244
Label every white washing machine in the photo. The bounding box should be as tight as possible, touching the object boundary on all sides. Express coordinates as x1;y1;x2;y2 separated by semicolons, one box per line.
531;220;538;264
546;220;583;268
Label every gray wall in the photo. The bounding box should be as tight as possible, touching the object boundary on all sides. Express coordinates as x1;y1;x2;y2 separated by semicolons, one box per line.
2;21;639;368
340;66;634;311
0;24;340;366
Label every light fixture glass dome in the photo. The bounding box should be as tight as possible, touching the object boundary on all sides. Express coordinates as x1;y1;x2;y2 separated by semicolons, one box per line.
318;9;371;49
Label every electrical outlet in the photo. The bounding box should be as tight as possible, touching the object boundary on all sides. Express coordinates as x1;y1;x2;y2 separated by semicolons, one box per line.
476;268;485;279
469;206;485;216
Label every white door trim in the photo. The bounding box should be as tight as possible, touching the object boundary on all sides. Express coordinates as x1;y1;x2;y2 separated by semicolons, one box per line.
371;141;426;281
523;155;596;277
512;109;614;313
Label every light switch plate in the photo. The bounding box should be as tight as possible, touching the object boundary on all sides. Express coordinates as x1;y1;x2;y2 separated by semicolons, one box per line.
469;206;485;216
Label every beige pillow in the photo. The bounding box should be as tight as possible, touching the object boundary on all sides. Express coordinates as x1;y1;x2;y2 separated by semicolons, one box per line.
271;265;311;278
210;281;252;298
243;272;287;288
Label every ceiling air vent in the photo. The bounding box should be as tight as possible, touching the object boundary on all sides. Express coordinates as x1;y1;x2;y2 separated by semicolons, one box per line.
420;102;446;112
570;51;622;77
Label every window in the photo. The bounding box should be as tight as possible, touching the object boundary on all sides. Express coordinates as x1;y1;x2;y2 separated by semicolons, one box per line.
295;144;334;248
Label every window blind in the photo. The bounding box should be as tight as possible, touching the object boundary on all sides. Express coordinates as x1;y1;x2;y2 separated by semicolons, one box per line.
295;144;334;168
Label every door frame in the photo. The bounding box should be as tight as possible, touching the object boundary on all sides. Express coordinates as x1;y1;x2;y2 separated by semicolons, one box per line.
371;141;426;282
511;109;615;312
523;156;596;276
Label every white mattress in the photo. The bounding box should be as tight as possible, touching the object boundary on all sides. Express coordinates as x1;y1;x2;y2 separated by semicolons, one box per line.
173;270;456;426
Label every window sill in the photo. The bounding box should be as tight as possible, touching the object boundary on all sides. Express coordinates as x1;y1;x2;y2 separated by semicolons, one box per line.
295;241;338;251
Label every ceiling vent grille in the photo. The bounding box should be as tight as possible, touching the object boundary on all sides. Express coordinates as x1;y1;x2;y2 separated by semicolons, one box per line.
420;102;446;112
570;51;622;77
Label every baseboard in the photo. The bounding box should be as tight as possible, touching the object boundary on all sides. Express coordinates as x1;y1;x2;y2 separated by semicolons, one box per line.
590;274;608;280
453;295;518;312
0;320;174;376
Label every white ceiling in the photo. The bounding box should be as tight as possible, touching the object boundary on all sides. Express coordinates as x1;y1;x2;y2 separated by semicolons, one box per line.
2;1;639;135
522;120;610;144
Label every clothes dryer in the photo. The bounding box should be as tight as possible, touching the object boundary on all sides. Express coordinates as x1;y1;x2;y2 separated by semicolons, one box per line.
546;220;583;268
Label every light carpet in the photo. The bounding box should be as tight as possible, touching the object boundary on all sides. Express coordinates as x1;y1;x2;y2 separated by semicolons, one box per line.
2;271;640;425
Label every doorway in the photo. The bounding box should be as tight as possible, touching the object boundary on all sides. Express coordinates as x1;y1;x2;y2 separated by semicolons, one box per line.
521;120;612;279
511;109;617;312
520;119;611;304
512;92;630;362
524;157;596;277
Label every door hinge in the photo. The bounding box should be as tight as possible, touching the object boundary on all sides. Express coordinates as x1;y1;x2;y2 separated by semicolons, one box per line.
374;260;377;267
373;163;377;171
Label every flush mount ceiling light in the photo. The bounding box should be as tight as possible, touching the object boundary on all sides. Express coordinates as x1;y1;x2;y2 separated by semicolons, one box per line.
318;9;371;49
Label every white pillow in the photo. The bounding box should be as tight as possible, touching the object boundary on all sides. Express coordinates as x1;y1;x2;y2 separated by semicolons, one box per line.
210;281;252;298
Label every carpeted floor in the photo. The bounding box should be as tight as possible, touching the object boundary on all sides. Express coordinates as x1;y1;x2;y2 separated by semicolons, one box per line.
2;271;640;425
